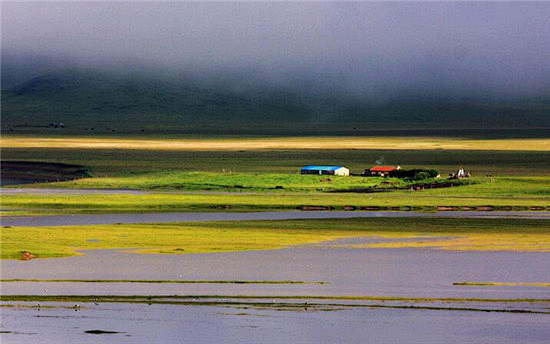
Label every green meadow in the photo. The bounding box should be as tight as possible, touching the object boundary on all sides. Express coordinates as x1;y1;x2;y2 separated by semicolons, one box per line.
45;171;459;192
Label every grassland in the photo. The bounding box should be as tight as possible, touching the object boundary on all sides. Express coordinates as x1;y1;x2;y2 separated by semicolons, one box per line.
3;136;549;176
42;171;458;192
2;218;548;259
1;135;548;212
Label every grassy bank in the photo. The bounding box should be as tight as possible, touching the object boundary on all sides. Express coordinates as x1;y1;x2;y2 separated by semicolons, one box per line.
2;177;548;214
2;217;548;259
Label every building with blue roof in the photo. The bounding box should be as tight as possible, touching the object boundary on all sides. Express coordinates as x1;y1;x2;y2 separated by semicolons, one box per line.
300;165;350;176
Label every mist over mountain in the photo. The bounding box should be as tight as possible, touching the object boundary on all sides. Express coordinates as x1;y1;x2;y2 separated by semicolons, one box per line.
4;2;550;98
2;2;550;135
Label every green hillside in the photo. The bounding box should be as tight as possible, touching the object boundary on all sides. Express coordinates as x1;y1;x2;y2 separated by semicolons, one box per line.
2;69;549;136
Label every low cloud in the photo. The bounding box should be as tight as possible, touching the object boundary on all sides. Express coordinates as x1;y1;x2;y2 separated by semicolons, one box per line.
3;2;550;99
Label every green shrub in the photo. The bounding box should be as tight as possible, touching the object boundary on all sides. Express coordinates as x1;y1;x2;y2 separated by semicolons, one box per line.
390;169;439;180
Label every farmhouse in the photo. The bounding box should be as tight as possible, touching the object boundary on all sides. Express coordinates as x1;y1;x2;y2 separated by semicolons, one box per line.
300;166;350;176
364;165;401;177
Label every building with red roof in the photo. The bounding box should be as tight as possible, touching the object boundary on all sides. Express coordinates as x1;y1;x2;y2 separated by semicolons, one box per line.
364;165;401;177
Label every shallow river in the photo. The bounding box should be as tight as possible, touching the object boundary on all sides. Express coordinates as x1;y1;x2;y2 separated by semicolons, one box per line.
1;194;549;343
2;244;550;344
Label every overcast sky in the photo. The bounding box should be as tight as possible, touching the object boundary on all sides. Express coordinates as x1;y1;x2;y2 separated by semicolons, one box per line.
2;1;550;99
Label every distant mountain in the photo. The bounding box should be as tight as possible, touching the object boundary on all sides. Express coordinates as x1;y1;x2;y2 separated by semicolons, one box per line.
1;51;75;89
2;68;549;135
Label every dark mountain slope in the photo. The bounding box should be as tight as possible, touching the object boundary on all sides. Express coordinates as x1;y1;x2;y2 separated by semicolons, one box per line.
2;69;549;135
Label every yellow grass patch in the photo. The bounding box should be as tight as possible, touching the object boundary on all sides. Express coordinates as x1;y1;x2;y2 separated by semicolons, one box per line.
0;223;370;259
346;233;550;252
2;217;549;259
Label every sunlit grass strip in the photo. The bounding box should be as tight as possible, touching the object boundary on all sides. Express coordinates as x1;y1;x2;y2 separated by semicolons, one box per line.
0;279;326;285
454;282;550;287
3;136;549;151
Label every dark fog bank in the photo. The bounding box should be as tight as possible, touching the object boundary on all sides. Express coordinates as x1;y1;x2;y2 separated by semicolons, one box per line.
3;2;550;101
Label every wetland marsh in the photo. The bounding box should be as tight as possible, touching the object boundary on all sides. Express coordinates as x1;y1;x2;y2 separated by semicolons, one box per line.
1;135;549;343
